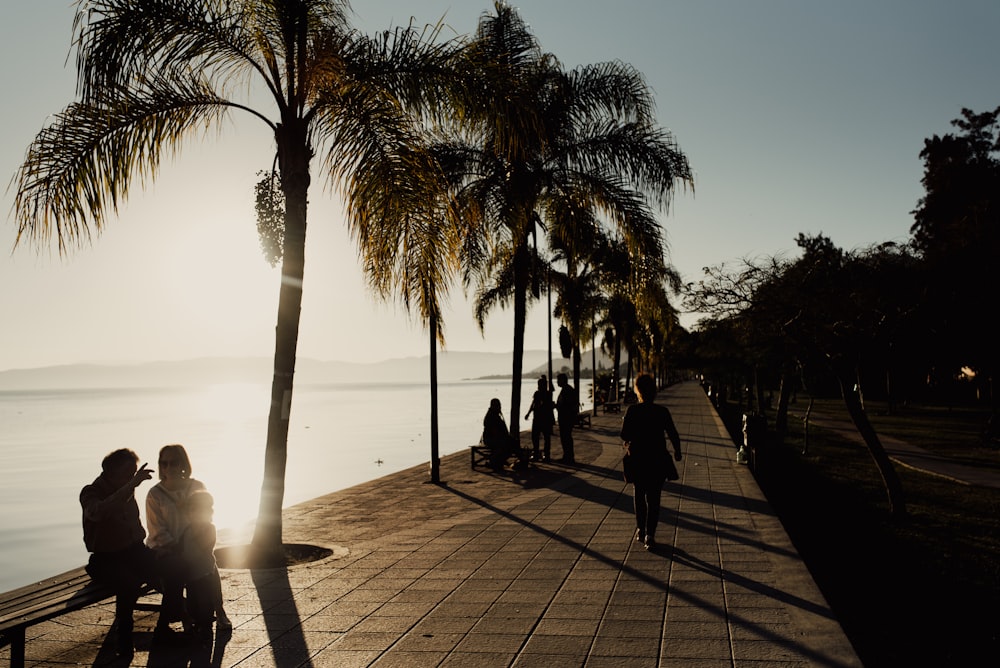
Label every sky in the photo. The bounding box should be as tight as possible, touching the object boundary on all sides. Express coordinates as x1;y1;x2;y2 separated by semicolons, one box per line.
2;0;998;371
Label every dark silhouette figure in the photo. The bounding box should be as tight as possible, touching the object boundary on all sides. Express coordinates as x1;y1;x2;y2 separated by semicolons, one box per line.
620;374;682;550
181;490;231;643
525;376;554;461
556;373;579;464
146;443;229;643
80;448;157;657
483;398;513;471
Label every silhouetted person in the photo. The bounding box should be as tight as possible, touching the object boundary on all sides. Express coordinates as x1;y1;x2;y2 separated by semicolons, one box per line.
620;374;682;550
525;376;554;461
482;398;513;471
181;490;231;643
556;373;579;464
81;448;156;657
146;443;207;642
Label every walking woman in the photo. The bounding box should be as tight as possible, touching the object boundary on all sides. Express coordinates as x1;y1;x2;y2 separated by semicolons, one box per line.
620;374;682;550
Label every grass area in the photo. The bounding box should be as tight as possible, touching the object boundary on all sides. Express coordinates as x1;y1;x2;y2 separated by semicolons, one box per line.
719;398;1000;667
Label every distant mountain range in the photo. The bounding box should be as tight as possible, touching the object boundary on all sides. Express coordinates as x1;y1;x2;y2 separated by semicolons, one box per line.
0;349;623;390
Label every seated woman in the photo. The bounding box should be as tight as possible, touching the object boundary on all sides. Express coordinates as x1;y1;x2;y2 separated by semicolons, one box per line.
482;398;513;471
145;444;230;642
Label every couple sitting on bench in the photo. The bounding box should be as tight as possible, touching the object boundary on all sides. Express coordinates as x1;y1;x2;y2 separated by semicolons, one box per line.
81;445;230;657
482;398;528;472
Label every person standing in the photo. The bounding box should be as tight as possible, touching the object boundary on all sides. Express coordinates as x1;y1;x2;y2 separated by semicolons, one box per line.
619;374;682;550
80;448;157;657
555;373;579;464
525;376;554;461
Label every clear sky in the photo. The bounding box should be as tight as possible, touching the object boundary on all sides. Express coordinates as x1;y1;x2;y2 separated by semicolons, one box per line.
2;1;998;371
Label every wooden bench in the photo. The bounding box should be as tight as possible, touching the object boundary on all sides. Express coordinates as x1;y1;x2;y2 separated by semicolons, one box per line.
0;566;158;668
470;444;530;470
602;401;622;414
575;411;592;429
470;444;493;469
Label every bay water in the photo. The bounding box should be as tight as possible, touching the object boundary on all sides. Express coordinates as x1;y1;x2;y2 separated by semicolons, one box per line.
0;376;593;592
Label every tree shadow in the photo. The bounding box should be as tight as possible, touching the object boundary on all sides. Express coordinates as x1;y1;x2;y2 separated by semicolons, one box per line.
246;564;314;668
442;481;845;667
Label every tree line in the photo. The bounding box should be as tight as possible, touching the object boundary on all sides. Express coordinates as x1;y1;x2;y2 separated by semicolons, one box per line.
680;105;1000;518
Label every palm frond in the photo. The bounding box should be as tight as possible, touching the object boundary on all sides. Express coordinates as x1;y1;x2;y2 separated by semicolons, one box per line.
74;0;276;101
14;73;231;253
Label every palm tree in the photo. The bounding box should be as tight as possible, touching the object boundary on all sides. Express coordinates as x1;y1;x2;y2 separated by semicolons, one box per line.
446;1;693;434
597;242;647;401
550;218;606;389
352;142;468;484
13;0;455;563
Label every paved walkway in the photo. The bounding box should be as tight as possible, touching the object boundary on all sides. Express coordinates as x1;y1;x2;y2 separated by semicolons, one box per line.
6;381;861;667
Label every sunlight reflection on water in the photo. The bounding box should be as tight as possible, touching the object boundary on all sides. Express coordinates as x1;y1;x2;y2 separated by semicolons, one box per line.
0;377;594;590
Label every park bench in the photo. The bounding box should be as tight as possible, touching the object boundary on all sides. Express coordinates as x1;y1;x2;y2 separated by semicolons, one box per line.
469;443;493;469
0;566;158;668
470;443;530;470
575;410;592;429
602;401;622;414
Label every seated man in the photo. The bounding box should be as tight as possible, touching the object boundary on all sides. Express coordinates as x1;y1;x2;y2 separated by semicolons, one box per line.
80;448;157;657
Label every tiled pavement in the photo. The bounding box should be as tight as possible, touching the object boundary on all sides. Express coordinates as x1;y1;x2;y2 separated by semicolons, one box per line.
6;381;861;667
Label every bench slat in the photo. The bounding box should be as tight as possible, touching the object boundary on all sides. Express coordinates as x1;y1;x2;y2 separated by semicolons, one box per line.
0;565;156;640
0;584;114;629
0;569;96;623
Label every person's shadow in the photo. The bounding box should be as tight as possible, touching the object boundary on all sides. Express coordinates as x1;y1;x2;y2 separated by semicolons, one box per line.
141;625;232;667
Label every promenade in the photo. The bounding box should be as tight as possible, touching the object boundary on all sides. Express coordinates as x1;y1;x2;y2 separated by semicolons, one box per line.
6;381;861;667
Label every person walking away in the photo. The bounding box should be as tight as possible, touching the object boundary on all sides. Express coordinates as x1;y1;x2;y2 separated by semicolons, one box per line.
80;448;157;657
525;376;554;461
181;490;231;643
620;373;682;550
556;373;579;464
146;443;207;642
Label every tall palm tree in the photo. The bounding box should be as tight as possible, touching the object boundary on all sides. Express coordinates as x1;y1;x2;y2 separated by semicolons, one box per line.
13;0;455;562
447;1;692;434
550;220;605;389
597;242;648;401
352;142;469;484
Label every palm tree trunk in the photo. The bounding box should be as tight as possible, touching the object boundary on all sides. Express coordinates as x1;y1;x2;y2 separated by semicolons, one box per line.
591;323;597;414
572;343;582;395
509;242;530;436
251;125;310;560
429;310;441;484
612;334;622;402
547;270;553;387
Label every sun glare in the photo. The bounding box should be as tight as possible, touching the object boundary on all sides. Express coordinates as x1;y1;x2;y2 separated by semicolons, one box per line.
193;383;269;534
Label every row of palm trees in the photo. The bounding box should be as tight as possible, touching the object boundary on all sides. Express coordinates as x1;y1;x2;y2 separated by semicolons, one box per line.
13;0;692;563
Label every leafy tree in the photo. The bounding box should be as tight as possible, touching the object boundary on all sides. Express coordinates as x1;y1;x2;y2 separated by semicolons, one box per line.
687;236;914;517
13;0;455;562
911;106;1000;406
781;235;907;517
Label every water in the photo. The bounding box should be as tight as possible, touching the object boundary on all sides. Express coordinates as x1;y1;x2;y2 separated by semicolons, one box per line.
0;377;593;592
